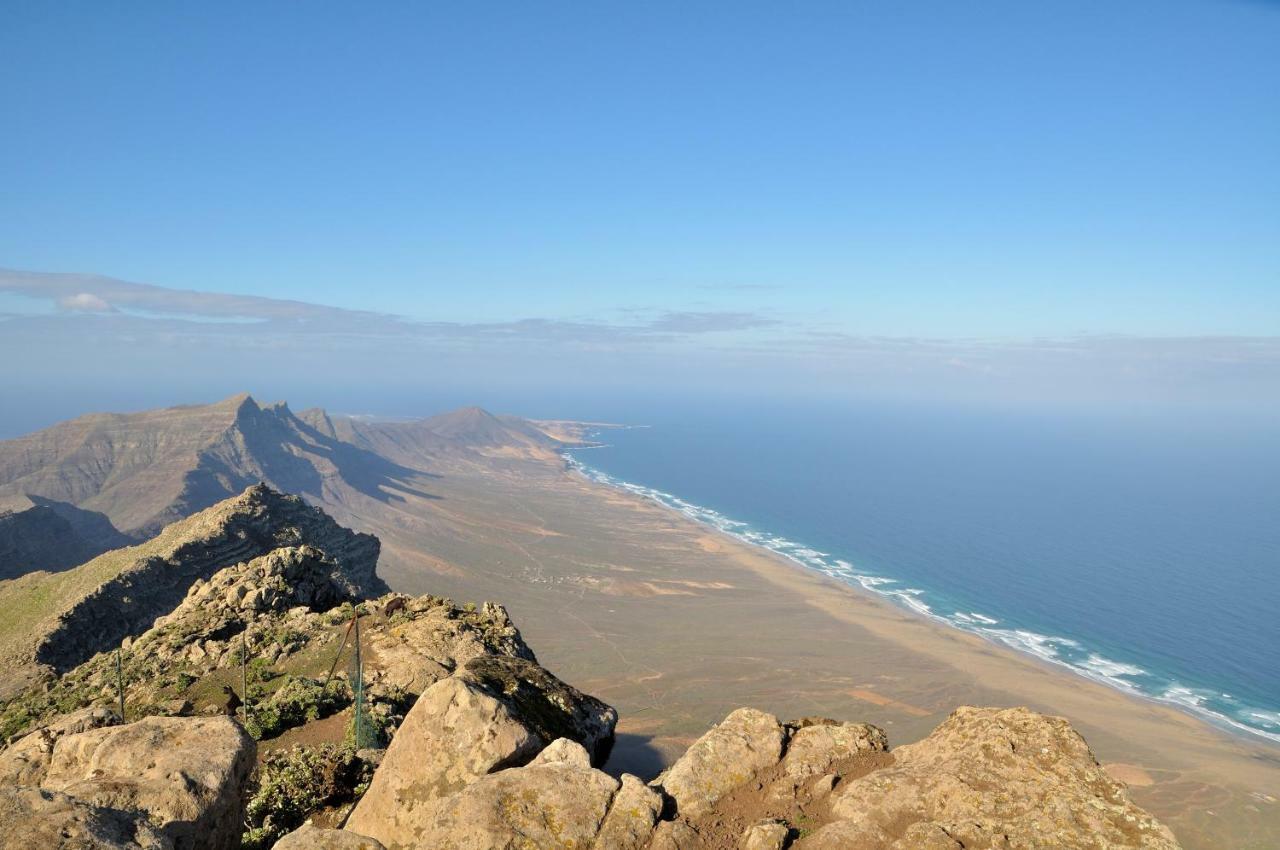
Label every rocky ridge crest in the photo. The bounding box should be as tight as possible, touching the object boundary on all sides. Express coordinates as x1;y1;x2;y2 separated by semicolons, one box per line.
0;484;383;700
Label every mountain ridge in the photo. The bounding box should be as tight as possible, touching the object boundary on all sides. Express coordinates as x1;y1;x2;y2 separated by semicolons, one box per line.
0;394;554;556
0;484;383;700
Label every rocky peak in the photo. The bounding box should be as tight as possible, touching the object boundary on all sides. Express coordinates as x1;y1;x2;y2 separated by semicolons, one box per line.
0;485;382;697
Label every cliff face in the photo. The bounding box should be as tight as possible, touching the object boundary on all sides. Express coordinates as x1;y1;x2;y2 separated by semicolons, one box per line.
0;394;257;535
0;395;562;541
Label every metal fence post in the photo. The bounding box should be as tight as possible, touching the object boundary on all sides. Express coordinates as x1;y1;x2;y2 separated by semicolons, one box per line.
115;647;125;722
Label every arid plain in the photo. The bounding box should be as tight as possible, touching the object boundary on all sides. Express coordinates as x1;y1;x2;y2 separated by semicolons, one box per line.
342;433;1280;850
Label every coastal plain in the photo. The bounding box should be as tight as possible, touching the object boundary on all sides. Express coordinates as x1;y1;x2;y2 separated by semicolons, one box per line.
357;441;1280;850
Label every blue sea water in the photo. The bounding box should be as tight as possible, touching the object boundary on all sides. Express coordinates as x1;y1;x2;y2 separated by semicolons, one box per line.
563;402;1280;744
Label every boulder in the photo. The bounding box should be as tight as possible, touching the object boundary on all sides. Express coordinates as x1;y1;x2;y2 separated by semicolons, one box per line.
803;706;1181;850
594;773;665;850
649;819;703;850
271;824;385;849
0;786;172;850
343;676;542;847
528;736;592;767
365;599;536;695
380;745;619;850
0;706;119;786
459;654;618;763
41;715;254;850
781;718;887;779
652;707;786;818
742;819;791;850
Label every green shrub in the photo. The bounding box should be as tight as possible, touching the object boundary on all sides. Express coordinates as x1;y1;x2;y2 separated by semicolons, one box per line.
240;744;372;850
344;683;413;749
0;701;39;741
245;676;350;741
325;602;355;626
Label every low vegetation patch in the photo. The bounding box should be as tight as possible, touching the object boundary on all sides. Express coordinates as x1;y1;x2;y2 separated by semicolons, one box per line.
245;675;350;741
241;743;373;850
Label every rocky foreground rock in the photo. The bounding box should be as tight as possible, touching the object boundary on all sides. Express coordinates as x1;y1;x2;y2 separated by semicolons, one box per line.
0;486;1182;850
302;702;1178;850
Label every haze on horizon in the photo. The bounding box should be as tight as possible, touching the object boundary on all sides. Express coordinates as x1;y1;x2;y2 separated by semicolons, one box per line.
2;1;1277;434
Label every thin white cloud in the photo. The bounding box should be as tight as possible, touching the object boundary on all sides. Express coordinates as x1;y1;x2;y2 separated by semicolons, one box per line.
56;292;114;312
2;267;1278;407
0;268;782;344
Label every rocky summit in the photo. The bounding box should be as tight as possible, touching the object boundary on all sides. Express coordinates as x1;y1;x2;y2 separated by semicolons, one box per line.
0;487;1181;850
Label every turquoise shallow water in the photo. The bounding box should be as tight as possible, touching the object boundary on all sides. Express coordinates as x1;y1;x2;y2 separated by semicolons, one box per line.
564;402;1280;744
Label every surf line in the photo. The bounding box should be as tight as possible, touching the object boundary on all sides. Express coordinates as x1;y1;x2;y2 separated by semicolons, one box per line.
561;449;1280;747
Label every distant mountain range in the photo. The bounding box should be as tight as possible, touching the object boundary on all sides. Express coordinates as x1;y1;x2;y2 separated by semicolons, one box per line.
0;394;565;579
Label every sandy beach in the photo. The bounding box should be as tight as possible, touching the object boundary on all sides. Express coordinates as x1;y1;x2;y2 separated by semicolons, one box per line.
345;449;1280;849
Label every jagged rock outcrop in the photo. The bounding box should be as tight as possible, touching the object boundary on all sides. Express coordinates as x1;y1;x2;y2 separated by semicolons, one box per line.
364;597;536;695
40;715;255;850
344;665;619;848
0;786;173;850
459;654;618;764
332;701;1177;850
165;544;353;622
0;484;382;699
0;546;371;742
0;488;611;847
630;705;1180;850
0;561;552;752
806;706;1180;849
131;544;358;681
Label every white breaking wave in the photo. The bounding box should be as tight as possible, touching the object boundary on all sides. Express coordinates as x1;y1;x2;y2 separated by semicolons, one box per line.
563;451;1280;746
1081;654;1146;680
953;611;1000;626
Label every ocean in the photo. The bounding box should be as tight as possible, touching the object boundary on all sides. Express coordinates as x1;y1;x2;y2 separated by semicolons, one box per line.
563;401;1280;744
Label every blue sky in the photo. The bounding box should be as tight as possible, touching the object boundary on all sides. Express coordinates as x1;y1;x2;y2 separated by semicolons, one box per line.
1;1;1278;426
